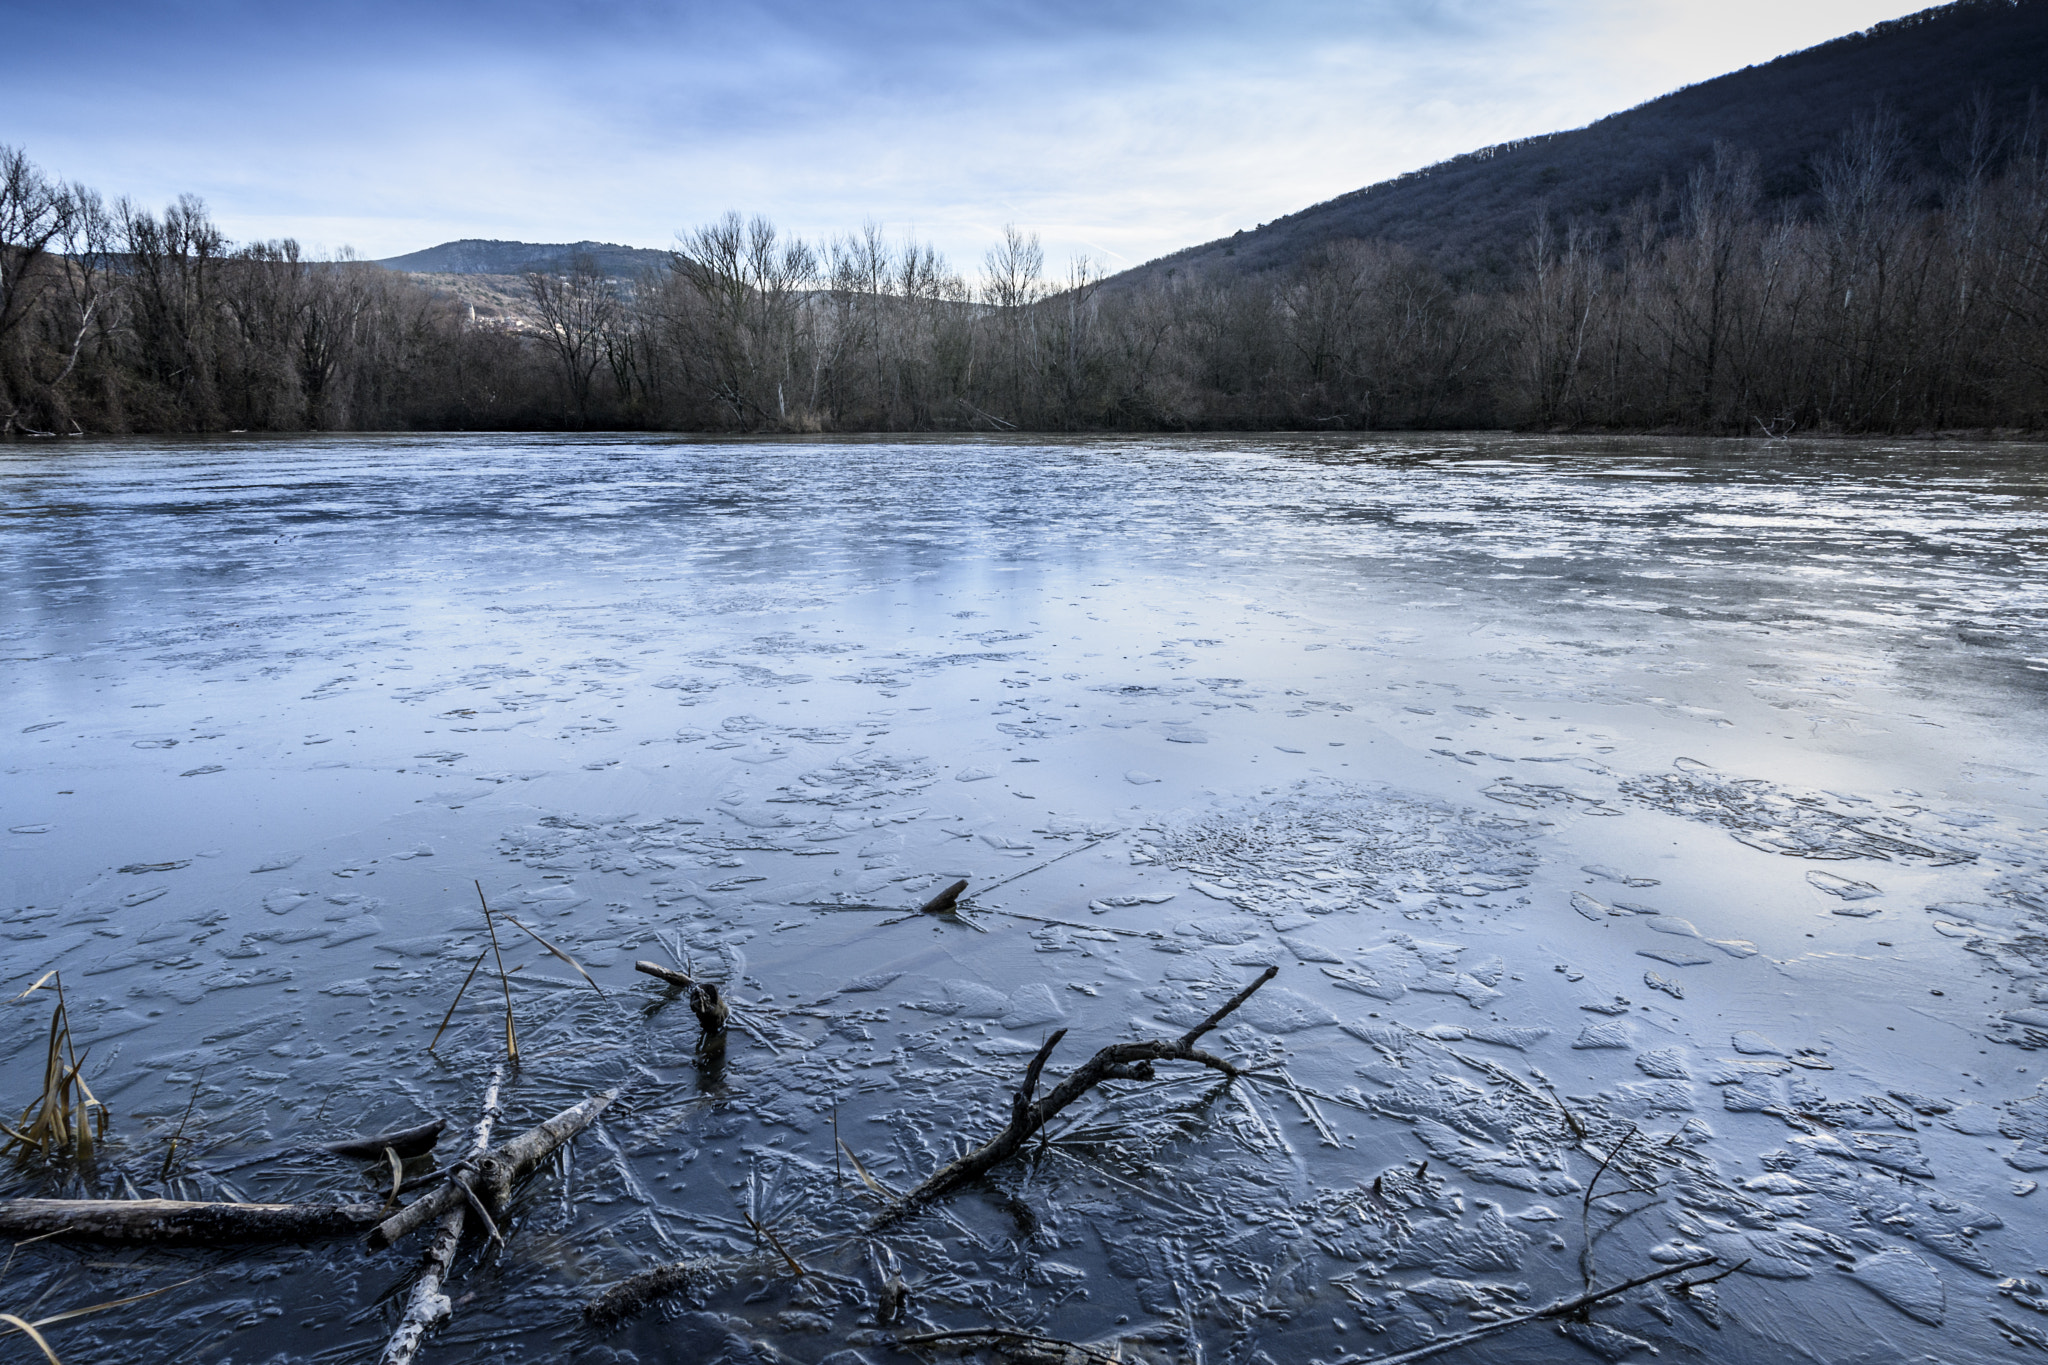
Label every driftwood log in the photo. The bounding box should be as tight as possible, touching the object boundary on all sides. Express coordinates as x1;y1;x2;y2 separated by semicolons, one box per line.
0;1198;382;1244
378;1067;504;1365
367;1088;617;1250
869;966;1279;1228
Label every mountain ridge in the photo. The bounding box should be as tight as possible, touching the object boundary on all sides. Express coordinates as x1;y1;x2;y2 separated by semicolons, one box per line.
1122;0;2048;283
375;238;670;278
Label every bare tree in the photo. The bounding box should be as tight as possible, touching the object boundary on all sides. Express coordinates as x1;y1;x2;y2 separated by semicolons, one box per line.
524;255;619;426
0;146;75;432
665;213;818;428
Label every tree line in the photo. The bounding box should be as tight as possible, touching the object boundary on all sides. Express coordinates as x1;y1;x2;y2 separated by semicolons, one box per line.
2;106;2044;438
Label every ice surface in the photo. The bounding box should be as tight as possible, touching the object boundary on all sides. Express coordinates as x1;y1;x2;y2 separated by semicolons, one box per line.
2;433;2045;1364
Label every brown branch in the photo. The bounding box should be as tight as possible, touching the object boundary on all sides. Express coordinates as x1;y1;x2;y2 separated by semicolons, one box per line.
917;879;968;914
868;968;1278;1228
1180;965;1279;1047
633;961;731;1044
633;960;693;990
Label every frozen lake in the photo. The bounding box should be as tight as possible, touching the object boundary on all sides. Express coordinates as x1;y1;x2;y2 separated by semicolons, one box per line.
3;432;2047;1364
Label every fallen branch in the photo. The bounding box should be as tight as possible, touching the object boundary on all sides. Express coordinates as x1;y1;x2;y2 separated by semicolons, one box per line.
1339;1257;1719;1365
378;1066;503;1365
366;1088;617;1250
0;1198;381;1244
869;967;1278;1228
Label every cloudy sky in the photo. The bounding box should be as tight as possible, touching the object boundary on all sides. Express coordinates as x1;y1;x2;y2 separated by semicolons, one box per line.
5;0;1924;270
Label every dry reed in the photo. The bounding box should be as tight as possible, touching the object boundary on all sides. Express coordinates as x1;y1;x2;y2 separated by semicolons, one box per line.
1;973;107;1164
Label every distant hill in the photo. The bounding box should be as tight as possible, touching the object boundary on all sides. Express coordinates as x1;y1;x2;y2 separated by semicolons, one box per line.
1128;0;2048;282
374;239;670;279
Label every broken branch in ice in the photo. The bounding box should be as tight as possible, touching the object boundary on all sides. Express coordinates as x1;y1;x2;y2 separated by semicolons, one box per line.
633;961;735;1049
869;966;1279;1227
366;1087;616;1251
878;877;990;931
377;1065;503;1365
917;878;968;914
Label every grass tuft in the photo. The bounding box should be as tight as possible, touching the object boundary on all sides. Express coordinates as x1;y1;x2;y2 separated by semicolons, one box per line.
2;973;107;1164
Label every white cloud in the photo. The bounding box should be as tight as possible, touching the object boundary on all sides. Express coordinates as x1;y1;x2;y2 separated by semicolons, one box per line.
2;0;1928;268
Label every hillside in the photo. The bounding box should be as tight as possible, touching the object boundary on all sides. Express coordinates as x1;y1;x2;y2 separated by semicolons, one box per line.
374;238;670;279
1129;0;2048;282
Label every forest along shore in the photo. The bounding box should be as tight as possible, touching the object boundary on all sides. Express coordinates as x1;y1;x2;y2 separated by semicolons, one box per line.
3;99;2048;437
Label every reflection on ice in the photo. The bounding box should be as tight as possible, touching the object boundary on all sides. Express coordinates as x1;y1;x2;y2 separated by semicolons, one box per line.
1;432;2045;1363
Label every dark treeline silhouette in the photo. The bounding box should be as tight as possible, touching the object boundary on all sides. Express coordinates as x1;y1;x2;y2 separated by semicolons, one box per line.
2;106;2046;438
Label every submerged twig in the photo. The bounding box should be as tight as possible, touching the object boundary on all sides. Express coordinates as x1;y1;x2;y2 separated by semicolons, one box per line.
973;833;1117;897
427;950;489;1056
740;1210;806;1279
984;908;1160;939
1336;1256;1718;1365
869;966;1279;1227
837;1138;897;1201
1;1274;201;1363
323;1119;446;1162
583;1259;708;1329
896;1325;1126;1365
156;1070;206;1183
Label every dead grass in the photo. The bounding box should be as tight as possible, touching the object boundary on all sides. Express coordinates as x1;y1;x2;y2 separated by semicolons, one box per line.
1;973;106;1164
427;882;607;1064
0;1269;199;1364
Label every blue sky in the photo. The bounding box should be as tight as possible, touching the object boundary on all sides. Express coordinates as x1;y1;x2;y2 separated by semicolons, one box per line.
3;0;1924;270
